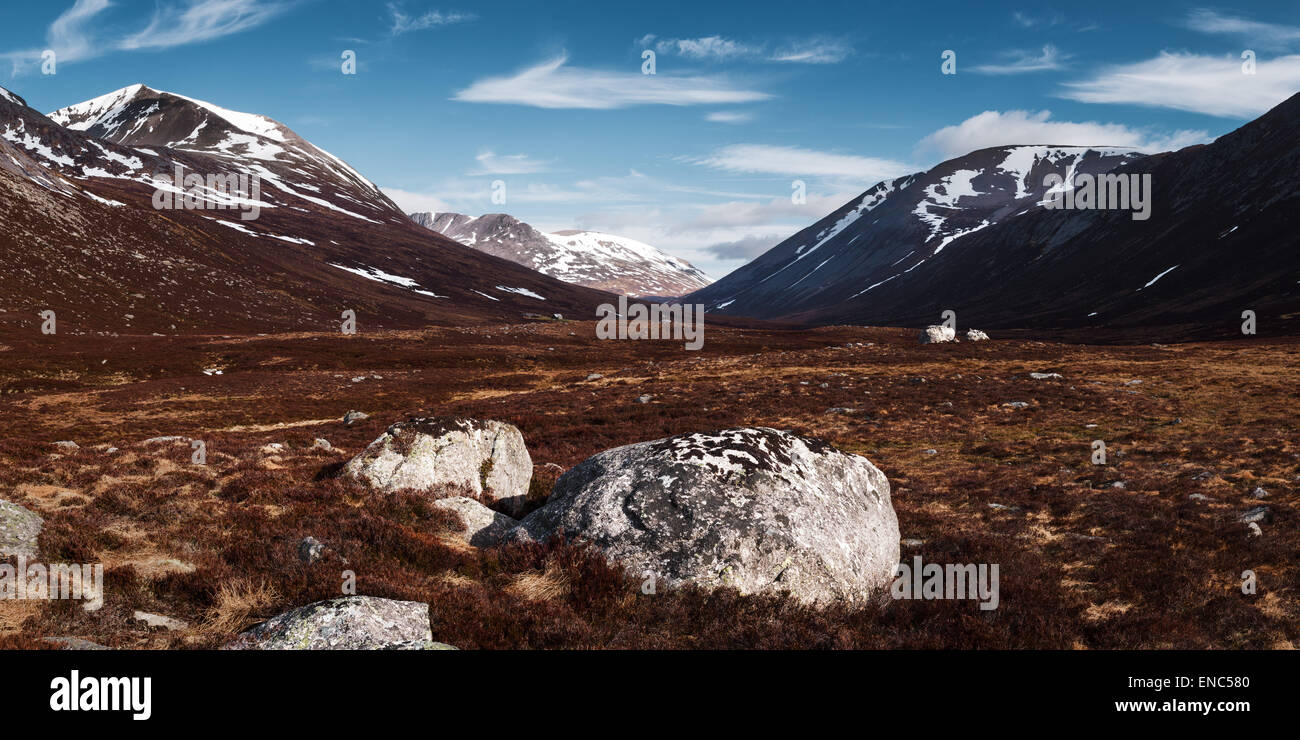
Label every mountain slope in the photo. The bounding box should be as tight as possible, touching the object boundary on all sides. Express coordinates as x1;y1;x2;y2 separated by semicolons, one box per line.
689;145;1143;318
0;83;613;337
410;211;711;297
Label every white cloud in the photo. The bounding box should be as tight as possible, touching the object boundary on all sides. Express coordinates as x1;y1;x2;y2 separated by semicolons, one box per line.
387;3;475;36
1059;51;1300;118
382;187;454;214
120;0;294;50
654;35;759;60
683;143;913;182
916;109;1209;159
1183;9;1300;49
453;54;772;109
971;44;1069;75
2;0;110;73
769;39;851;64
705;111;752;124
470;150;552;175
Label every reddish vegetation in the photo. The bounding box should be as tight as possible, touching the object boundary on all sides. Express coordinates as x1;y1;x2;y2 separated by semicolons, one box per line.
0;321;1295;648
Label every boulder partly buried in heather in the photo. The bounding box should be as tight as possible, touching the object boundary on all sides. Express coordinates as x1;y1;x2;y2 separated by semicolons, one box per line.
920;325;956;344
512;427;900;605
0;499;43;559
343;417;532;516
225;596;434;650
432;496;518;547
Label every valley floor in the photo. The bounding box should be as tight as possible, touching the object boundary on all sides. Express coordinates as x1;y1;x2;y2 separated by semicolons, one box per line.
0;323;1295;649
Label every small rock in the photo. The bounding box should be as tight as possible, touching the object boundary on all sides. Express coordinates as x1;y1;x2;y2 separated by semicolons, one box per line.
826;407;858;415
965;329;989;341
1110;481;1126;489
431;496;518;547
1029;372;1063;380
225;596;432;650
312;438;332;451
901;538;924;547
342;410;369;426
1003;401;1029;409
43;637;111;650
0;499;43;559
133;611;188;631
1251;486;1268;498
1124;379;1143;386
298;536;325;564
141;436;186;445
987;502;1020;511
585;373;603;381
1238;506;1272;524
54;440;79;450
635;394;653;404
1189;493;1216;502
381;640;459;650
919;325;956;344
923;449;938;455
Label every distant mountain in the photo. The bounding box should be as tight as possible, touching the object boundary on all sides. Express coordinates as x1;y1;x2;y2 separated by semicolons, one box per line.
690;91;1300;338
0;83;611;337
410;211;711;297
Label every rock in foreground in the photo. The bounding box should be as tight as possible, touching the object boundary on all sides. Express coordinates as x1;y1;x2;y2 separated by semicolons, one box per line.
343;417;533;516
513;427;900;605
0;499;43;559
226;596;434;650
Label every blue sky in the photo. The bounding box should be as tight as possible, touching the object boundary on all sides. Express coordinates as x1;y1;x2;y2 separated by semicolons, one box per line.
3;1;1299;279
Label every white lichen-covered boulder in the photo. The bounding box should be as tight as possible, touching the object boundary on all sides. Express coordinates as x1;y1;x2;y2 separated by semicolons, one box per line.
512;427;900;605
0;499;42;559
919;325;957;344
965;329;990;341
225;596;447;650
343;417;532;516
432;496;518;547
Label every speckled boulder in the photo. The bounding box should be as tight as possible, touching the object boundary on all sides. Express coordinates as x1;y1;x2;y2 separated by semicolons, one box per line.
225;596;432;650
512;427;899;605
343;417;533;516
920;325;957;343
0;499;42;559
432;496;518;547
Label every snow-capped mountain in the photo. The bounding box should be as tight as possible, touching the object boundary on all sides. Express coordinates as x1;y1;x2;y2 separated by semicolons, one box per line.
690;145;1142;318
690;93;1300;337
0;83;613;336
410;211;711;297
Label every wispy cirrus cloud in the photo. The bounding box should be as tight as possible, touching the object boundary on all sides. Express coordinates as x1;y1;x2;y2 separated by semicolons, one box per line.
3;0;295;73
682;143;912;182
971;44;1069;75
639;34;851;64
470;149;553;175
1183;9;1300;50
705;110;753;124
916;109;1209;159
120;0;295;51
453;54;772;109
1059;51;1300;118
386;3;474;37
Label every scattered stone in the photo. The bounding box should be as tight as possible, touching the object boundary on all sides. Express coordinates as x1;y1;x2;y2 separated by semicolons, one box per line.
1110;481;1126;489
965;329;990;341
923;449;938;455
43;637;111;650
512;427;899;605
919;325;956;344
1192;471;1213;481
1238;506;1272;524
133;611;189;631
343;417;533;516
225;596;432;650
141;436;186;445
585;373;603;381
552;313;563;320
54;440;79;450
1029;372;1063;380
826;407;858;415
1189;493;1216;502
298;536;325;564
901;538;924;547
1251;486;1268;498
1124;379;1143;386
381;640;459;650
1003;401;1029;409
342;410;369;426
0;499;43;559
635;394;653;404
312;438;332;451
987;502;1021;511
431;496;518;547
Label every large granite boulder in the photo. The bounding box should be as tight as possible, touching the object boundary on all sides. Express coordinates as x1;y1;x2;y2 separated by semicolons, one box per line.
512;427;900;605
920;325;957;344
343;417;532;516
225;596;440;650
